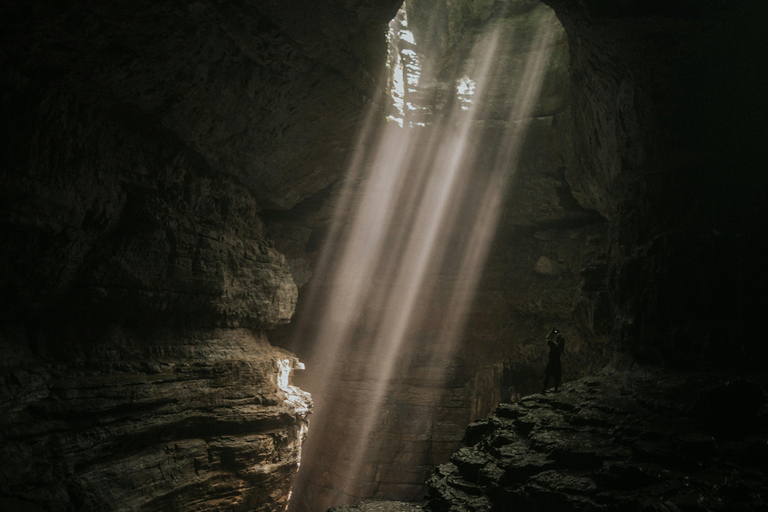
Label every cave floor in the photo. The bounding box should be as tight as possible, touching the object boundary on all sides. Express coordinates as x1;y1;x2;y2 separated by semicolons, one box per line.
329;501;424;512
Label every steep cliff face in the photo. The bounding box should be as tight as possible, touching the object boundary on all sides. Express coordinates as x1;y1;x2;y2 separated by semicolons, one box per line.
0;0;399;510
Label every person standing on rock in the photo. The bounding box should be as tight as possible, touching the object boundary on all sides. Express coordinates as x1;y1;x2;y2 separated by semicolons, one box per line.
542;328;565;393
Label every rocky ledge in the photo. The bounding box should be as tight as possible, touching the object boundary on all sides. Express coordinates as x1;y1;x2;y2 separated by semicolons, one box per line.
426;365;768;511
0;328;311;512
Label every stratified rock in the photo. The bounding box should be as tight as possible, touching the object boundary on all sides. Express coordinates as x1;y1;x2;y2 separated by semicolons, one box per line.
0;328;311;512
426;366;768;511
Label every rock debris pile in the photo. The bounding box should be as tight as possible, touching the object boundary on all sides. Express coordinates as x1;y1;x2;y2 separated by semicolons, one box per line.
425;366;767;511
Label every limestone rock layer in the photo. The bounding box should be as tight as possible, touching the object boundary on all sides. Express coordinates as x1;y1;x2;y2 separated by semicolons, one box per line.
1;328;311;511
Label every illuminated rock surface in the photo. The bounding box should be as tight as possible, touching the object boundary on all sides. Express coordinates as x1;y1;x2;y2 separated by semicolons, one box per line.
1;329;310;511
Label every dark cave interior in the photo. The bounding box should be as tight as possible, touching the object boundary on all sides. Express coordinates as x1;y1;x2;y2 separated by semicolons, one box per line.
1;1;767;511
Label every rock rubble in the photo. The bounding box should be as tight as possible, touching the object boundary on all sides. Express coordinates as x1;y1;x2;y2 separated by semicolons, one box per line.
426;366;768;511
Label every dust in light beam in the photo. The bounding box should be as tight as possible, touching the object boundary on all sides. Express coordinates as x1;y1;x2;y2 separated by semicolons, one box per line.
288;2;561;509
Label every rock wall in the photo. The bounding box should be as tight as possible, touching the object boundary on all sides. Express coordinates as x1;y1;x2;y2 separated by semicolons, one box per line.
425;0;768;509
1;328;310;512
540;0;768;367
1;0;400;510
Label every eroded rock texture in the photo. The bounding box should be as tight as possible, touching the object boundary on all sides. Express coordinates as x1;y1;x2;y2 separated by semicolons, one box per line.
2;329;311;511
426;366;768;511
1;0;400;510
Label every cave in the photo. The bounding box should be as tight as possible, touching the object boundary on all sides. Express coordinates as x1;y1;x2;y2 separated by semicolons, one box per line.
1;1;766;512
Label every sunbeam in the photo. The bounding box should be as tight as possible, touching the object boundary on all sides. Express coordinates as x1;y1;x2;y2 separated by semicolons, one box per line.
288;3;564;510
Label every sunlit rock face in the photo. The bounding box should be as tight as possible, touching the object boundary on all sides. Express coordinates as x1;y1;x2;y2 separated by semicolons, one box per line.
0;0;399;510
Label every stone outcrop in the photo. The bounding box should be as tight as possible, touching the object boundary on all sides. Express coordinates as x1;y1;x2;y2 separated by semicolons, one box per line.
1;328;310;512
426;365;768;511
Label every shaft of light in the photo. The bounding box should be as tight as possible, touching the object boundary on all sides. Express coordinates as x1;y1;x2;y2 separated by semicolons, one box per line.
289;6;561;509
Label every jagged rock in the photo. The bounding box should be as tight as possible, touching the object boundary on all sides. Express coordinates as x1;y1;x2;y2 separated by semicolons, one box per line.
426;366;768;511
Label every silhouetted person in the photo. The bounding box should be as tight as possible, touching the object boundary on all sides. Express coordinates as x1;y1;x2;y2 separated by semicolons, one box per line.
542;328;565;393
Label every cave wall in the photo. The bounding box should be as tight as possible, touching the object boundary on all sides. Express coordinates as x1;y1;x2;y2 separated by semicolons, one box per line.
4;0;763;509
424;1;768;509
540;0;768;367
0;0;400;510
